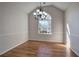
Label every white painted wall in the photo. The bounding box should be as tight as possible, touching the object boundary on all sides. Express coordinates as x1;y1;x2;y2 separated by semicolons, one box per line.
65;3;79;56
0;3;28;55
29;5;64;43
1;2;79;56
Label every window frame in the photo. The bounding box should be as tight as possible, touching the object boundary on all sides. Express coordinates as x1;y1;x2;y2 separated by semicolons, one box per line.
38;18;52;35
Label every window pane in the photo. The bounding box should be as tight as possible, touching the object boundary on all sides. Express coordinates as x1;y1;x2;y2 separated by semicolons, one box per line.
38;19;51;34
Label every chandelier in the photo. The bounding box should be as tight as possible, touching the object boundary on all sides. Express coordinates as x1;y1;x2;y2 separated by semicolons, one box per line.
33;2;52;20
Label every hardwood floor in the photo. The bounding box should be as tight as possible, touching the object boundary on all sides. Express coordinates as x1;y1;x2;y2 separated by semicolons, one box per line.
0;40;77;57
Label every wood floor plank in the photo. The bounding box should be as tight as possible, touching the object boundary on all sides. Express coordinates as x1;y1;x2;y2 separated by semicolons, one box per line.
0;40;78;57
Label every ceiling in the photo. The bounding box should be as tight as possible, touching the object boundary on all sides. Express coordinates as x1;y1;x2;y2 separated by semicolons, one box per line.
35;2;72;10
0;2;73;14
49;2;72;10
23;2;73;13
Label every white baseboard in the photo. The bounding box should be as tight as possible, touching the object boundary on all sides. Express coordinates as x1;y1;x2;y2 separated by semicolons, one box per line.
29;39;63;43
0;32;28;55
0;40;28;55
71;48;79;56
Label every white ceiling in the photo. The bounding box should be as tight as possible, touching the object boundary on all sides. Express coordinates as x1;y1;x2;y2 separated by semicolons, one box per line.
36;2;72;11
24;2;72;13
50;2;72;10
0;2;73;13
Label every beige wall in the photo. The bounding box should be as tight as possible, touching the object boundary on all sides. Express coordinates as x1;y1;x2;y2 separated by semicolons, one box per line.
28;5;64;42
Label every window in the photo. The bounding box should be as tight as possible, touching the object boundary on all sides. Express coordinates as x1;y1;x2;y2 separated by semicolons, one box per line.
33;8;52;34
38;17;52;34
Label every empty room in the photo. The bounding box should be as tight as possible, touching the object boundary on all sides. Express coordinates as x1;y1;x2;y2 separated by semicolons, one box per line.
0;2;79;57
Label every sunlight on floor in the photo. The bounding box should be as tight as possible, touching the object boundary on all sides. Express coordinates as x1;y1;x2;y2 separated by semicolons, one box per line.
37;45;52;57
